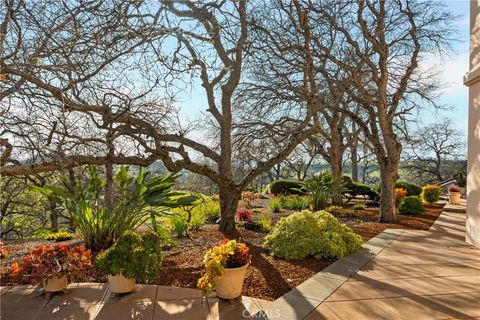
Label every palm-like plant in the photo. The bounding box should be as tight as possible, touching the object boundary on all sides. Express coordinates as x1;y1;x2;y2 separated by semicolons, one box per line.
33;165;196;251
300;173;345;211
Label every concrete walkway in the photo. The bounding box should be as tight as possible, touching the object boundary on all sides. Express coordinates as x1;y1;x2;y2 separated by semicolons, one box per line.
268;204;480;320
0;283;270;319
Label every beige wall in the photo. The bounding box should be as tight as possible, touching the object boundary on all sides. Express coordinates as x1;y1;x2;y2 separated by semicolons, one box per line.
465;0;480;247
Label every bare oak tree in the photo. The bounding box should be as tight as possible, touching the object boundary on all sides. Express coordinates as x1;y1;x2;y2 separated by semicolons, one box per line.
1;0;318;232
314;0;454;222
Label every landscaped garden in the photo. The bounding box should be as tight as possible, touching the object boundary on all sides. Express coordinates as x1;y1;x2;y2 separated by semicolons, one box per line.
0;168;446;300
0;0;469;312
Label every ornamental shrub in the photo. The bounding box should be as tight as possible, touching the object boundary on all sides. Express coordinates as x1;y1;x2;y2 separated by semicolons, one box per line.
235;208;253;222
352;204;366;210
395;181;422;196
264;210;363;260
241;191;259;208
343;181;377;201
422;184;442;203
45;231;75;242
398;196;425;215
375;181;422;198
394;188;408;207
269;180;306;195
257;211;273;231
95;231;165;282
283;195;307;210
269;198;283;213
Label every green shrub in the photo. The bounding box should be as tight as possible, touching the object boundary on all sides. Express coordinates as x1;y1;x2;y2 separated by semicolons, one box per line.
283;195;306;210
340;210;358;218
398;196;425;215
198;198;221;223
189;210;206;230
422;184;442;203
341;176;355;192
95;231;165;282
301;173;345;211
395;181;422;196
264;210;363;260
34;165;196;250
269;198;283;213
269;180;306;195
352;204;366;210
45;231;75;242
257;211;273;231
327;205;343;214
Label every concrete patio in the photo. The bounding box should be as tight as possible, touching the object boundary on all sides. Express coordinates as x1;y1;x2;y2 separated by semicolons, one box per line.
0;283;270;320
1;203;479;320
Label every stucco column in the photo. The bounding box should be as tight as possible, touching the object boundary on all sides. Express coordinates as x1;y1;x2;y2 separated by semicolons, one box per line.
465;0;480;247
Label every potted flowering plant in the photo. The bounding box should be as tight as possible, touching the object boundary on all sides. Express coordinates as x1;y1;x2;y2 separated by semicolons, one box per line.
448;186;462;205
197;239;251;299
95;231;165;294
10;244;92;293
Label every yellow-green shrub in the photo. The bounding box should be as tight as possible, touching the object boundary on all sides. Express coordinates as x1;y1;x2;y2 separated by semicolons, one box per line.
422;184;442;203
45;231;75;242
264;210;363;260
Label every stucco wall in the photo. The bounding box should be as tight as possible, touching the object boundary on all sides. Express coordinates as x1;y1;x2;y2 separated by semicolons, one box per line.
465;0;480;247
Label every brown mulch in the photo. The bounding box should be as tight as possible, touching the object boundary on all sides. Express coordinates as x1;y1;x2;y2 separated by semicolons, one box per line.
0;202;445;301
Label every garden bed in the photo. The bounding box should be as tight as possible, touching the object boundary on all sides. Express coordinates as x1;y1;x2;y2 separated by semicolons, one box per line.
0;202;445;301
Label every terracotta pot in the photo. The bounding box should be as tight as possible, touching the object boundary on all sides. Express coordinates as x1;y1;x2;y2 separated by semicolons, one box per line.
215;264;248;299
43;275;68;292
448;192;461;205
108;274;135;293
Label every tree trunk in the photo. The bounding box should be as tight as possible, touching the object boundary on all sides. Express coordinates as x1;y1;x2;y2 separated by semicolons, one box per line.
378;167;398;223
351;145;358;182
330;149;343;206
49;199;58;232
218;186;241;233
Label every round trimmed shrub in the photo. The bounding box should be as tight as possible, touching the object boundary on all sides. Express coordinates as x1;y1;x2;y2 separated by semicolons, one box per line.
422;184;442;203
398;196;425;215
269;180;305;195
263;210;363;260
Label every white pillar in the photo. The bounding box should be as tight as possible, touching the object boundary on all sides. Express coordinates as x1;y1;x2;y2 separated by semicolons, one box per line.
465;0;480;247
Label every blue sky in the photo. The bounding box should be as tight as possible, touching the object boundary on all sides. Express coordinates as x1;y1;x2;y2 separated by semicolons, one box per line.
176;1;471;136
429;0;470;135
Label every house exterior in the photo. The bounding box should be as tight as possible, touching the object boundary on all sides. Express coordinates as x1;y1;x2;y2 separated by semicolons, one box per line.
465;0;480;247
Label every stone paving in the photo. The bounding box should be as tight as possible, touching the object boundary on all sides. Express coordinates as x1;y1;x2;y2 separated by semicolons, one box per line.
0;283;270;319
2;203;479;320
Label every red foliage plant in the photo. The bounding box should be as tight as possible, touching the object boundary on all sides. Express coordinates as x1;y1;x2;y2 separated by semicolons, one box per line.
10;244;92;284
235;208;253;222
448;186;461;193
221;239;251;268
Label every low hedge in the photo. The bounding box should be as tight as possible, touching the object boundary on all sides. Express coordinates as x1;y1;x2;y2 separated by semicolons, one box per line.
342;176;378;201
269;179;306;195
375;181;422;197
395;181;422;196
